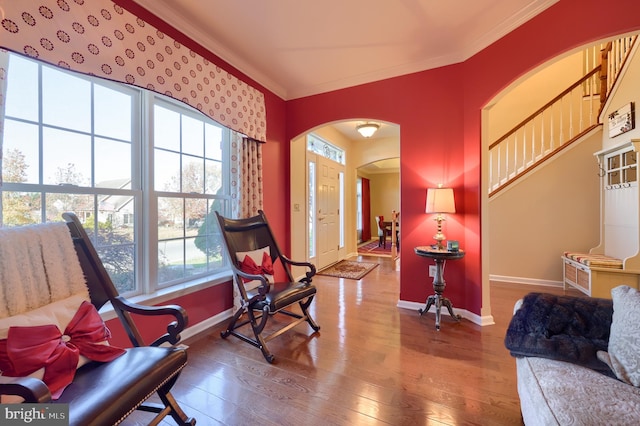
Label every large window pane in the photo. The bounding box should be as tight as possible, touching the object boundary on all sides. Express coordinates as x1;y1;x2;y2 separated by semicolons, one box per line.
205;159;222;193
2;120;39;184
158;196;184;236
158;239;185;282
42;66;91;133
98;245;135;293
45;193;93;223
1;191;41;226
205;124;223;161
182;115;204;157
94;84;132;141
4;54;39;121
98;197;134;240
155;150;181;191
185;237;207;276
154;105;181;151
43;128;91;186
182;155;204;193
185;198;207;237
95;138;132;187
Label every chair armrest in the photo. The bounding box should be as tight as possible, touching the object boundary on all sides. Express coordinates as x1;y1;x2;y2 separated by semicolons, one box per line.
231;266;271;298
112;296;189;347
0;376;52;403
280;256;316;282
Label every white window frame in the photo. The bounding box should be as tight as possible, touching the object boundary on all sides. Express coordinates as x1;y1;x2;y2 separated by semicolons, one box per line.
0;53;233;302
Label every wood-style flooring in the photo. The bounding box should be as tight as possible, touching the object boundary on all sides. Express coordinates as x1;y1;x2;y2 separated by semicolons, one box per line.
128;255;578;426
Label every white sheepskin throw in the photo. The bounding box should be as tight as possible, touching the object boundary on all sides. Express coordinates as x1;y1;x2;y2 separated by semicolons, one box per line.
0;222;88;318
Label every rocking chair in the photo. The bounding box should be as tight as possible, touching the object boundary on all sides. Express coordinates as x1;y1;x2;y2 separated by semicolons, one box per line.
215;210;320;363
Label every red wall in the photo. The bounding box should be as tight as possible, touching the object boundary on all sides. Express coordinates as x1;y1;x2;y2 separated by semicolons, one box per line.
113;0;640;336
286;0;640;314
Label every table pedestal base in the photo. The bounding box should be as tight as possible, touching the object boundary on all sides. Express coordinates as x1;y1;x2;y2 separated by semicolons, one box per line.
418;293;461;331
414;247;465;331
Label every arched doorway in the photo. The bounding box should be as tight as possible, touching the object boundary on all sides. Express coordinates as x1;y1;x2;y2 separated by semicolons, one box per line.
289;120;400;273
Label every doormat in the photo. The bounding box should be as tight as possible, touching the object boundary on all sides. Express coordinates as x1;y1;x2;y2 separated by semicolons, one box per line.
318;260;378;280
357;240;392;257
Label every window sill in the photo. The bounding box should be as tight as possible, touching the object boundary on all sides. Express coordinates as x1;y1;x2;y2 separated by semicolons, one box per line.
99;270;233;322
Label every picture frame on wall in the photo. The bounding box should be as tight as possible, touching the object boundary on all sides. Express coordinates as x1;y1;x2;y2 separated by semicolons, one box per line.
608;102;635;138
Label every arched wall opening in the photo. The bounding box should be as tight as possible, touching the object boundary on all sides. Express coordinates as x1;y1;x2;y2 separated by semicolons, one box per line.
289;119;400;274
481;32;639;298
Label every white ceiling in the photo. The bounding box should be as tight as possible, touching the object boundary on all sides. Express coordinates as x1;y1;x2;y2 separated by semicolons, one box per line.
132;0;559;101
131;0;559;172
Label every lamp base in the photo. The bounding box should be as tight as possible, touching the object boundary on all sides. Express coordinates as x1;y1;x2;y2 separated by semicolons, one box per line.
433;216;446;250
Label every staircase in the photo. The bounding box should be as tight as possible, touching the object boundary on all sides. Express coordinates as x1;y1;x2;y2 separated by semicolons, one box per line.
488;35;637;197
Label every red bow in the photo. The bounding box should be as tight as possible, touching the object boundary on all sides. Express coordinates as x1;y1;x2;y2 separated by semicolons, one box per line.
239;251;274;283
0;301;126;399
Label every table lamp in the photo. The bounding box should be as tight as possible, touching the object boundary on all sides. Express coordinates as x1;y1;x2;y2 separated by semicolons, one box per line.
425;185;455;250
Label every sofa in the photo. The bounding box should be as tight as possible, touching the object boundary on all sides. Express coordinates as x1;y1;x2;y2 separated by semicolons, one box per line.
505;287;640;425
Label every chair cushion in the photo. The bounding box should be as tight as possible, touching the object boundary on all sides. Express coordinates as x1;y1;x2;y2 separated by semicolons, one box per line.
563;252;623;269
57;346;187;426
251;281;317;312
597;285;640;386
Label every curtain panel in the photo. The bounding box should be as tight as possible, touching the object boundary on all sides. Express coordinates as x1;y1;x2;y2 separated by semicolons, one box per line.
0;0;267;141
0;50;7;186
230;135;264;219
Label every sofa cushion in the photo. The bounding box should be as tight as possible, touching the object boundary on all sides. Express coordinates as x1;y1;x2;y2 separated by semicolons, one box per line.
597;285;640;386
517;357;640;425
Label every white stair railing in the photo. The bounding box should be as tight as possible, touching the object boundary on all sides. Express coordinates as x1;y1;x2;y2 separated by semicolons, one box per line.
488;35;637;197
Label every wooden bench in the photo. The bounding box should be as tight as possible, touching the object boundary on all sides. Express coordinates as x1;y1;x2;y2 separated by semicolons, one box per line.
562;251;640;298
0;213;195;426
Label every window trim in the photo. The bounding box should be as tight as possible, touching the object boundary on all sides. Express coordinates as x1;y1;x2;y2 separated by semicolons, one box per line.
1;52;234;300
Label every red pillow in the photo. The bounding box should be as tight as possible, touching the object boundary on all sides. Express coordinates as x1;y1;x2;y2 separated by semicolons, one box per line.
0;300;125;399
239;250;274;283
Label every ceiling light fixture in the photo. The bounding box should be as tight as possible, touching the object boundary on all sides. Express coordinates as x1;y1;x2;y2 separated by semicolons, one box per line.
356;123;379;138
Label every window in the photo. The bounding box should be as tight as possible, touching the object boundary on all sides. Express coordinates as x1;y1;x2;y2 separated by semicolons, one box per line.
308;160;316;259
153;100;229;286
0;53;231;296
307;133;345;164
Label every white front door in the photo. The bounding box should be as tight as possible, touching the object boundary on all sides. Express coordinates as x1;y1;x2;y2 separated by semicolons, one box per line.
316;156;340;269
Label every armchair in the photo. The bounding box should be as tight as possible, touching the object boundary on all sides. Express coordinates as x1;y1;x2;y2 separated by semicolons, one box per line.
0;213;195;426
215;210;320;363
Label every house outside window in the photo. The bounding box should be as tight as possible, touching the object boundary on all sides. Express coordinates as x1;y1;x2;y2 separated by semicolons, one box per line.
0;53;231;296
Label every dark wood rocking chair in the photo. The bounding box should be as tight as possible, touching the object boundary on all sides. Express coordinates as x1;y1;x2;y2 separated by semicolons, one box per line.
0;213;195;426
215;210;320;363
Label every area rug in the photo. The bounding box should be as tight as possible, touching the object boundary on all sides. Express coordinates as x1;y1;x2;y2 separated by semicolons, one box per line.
318;260;378;280
357;239;393;257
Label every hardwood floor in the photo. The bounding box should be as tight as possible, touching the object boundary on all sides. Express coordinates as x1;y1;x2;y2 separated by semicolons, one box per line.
128;255;577;426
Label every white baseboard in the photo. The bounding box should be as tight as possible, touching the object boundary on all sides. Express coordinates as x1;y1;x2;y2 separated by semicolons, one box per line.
397;300;495;326
180;308;233;342
490;274;563;288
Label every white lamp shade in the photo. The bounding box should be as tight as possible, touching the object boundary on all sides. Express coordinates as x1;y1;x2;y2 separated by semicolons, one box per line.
425;187;455;213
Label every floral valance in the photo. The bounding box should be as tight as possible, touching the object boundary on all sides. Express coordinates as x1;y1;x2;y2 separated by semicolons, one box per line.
0;0;266;141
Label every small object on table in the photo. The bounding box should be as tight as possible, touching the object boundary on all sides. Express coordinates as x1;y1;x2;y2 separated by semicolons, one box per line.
414;245;465;330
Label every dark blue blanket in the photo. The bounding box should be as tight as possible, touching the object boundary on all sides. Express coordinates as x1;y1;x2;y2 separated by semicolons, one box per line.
504;292;614;374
